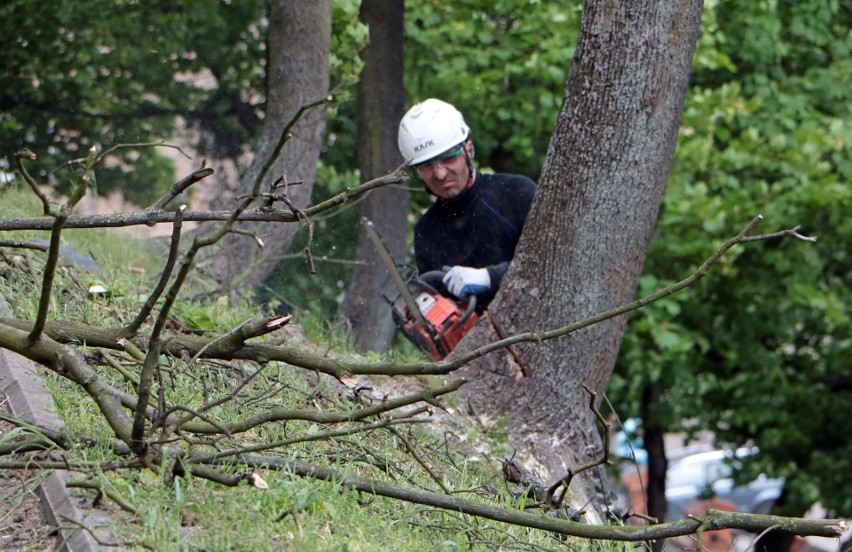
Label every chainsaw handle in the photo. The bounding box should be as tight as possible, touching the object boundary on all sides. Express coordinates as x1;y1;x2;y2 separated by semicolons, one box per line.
416;270;445;295
456;294;477;326
419;270;477;326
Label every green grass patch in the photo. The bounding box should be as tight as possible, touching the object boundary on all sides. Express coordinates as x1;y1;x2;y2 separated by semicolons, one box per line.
1;185;633;551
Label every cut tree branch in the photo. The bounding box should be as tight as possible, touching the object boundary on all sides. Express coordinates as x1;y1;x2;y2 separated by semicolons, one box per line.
175;379;463;435
0;166;409;231
200;455;847;542
0;215;816;382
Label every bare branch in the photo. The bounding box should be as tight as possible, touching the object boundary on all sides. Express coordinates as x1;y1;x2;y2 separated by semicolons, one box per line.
0;240;49;252
202;455;848;542
188;316;292;362
122;204;187;335
0;215;816;382
149;165;215;210
740;224;817;243
27;217;65;344
131;331;161;456
176;379;464;436
24;147;100;344
0;166;409;232
0;323;133;442
13;149;53;215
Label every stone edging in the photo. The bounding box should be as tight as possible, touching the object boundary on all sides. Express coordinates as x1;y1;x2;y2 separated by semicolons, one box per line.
0;294;109;551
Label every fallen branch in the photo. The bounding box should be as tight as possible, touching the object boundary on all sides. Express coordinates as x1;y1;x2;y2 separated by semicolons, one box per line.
202;455;848;542
0;166;410;232
175;379;463;435
0;215;816;383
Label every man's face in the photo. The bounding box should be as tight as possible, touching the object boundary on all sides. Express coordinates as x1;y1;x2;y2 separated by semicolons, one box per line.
415;141;473;200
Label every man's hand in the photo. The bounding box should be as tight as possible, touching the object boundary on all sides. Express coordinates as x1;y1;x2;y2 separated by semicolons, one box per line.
442;266;491;297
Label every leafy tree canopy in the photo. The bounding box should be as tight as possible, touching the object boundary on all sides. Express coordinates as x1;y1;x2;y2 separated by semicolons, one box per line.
1;0;365;205
404;0;582;181
612;0;851;516
2;0;850;518
0;0;267;203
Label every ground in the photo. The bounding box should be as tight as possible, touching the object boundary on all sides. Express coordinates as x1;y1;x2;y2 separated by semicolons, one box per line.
0;407;56;551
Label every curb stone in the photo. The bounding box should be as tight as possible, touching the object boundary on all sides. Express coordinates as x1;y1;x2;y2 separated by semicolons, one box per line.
0;293;113;551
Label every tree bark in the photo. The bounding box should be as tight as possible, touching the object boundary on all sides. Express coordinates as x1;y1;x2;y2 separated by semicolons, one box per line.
453;0;704;520
642;382;669;551
342;0;407;353
210;0;332;289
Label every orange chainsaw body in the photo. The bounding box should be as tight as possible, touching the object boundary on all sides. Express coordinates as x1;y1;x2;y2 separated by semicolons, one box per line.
396;290;479;361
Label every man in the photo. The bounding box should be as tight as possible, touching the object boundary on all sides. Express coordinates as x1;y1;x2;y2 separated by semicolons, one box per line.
398;98;536;310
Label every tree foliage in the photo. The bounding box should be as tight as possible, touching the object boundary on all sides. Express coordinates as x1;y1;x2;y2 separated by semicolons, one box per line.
0;0;266;203
611;0;851;516
3;0;850;523
1;0;366;204
1;155;844;547
404;0;581;180
278;0;585;317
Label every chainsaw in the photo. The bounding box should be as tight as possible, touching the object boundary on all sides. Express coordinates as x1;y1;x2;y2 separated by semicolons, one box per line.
364;218;479;360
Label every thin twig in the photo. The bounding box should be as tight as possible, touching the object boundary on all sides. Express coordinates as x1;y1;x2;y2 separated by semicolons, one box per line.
547;385;611;508
99;349;140;387
744;524;784;552
163;361;268;433
0;240;49;251
150;163;213;210
123;205;186;335
65;480;140;515
193;416;430;463
13;149;52;214
0;165;410;232
388;426;452;495
739;225;817;243
252;96;333;197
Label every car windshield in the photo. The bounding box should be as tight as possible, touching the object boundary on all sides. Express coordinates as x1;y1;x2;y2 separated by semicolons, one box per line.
667;453;736;488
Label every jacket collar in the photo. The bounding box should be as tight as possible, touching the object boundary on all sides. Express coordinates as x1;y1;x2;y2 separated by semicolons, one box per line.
436;172;480;213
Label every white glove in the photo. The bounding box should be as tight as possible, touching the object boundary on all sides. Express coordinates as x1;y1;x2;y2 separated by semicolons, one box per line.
442;266;491;297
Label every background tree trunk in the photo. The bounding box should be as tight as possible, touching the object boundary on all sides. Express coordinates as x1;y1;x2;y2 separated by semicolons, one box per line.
453;0;704;519
210;0;332;290
642;382;669;551
342;0;407;353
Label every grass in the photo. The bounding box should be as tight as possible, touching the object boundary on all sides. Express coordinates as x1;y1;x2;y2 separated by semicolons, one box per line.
1;186;637;551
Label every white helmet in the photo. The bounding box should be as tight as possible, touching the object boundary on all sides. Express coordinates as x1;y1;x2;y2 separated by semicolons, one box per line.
398;98;470;165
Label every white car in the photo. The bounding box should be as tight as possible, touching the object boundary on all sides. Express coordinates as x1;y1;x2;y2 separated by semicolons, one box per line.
666;447;784;520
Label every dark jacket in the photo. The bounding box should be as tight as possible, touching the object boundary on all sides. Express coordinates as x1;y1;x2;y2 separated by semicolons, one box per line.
414;172;536;309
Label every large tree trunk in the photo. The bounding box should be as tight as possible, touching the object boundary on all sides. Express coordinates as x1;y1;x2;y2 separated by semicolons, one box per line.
210;1;332;289
342;0;407;353
453;0;703;519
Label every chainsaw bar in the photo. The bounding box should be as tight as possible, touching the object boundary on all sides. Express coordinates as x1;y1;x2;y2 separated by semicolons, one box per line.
363;218;429;329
